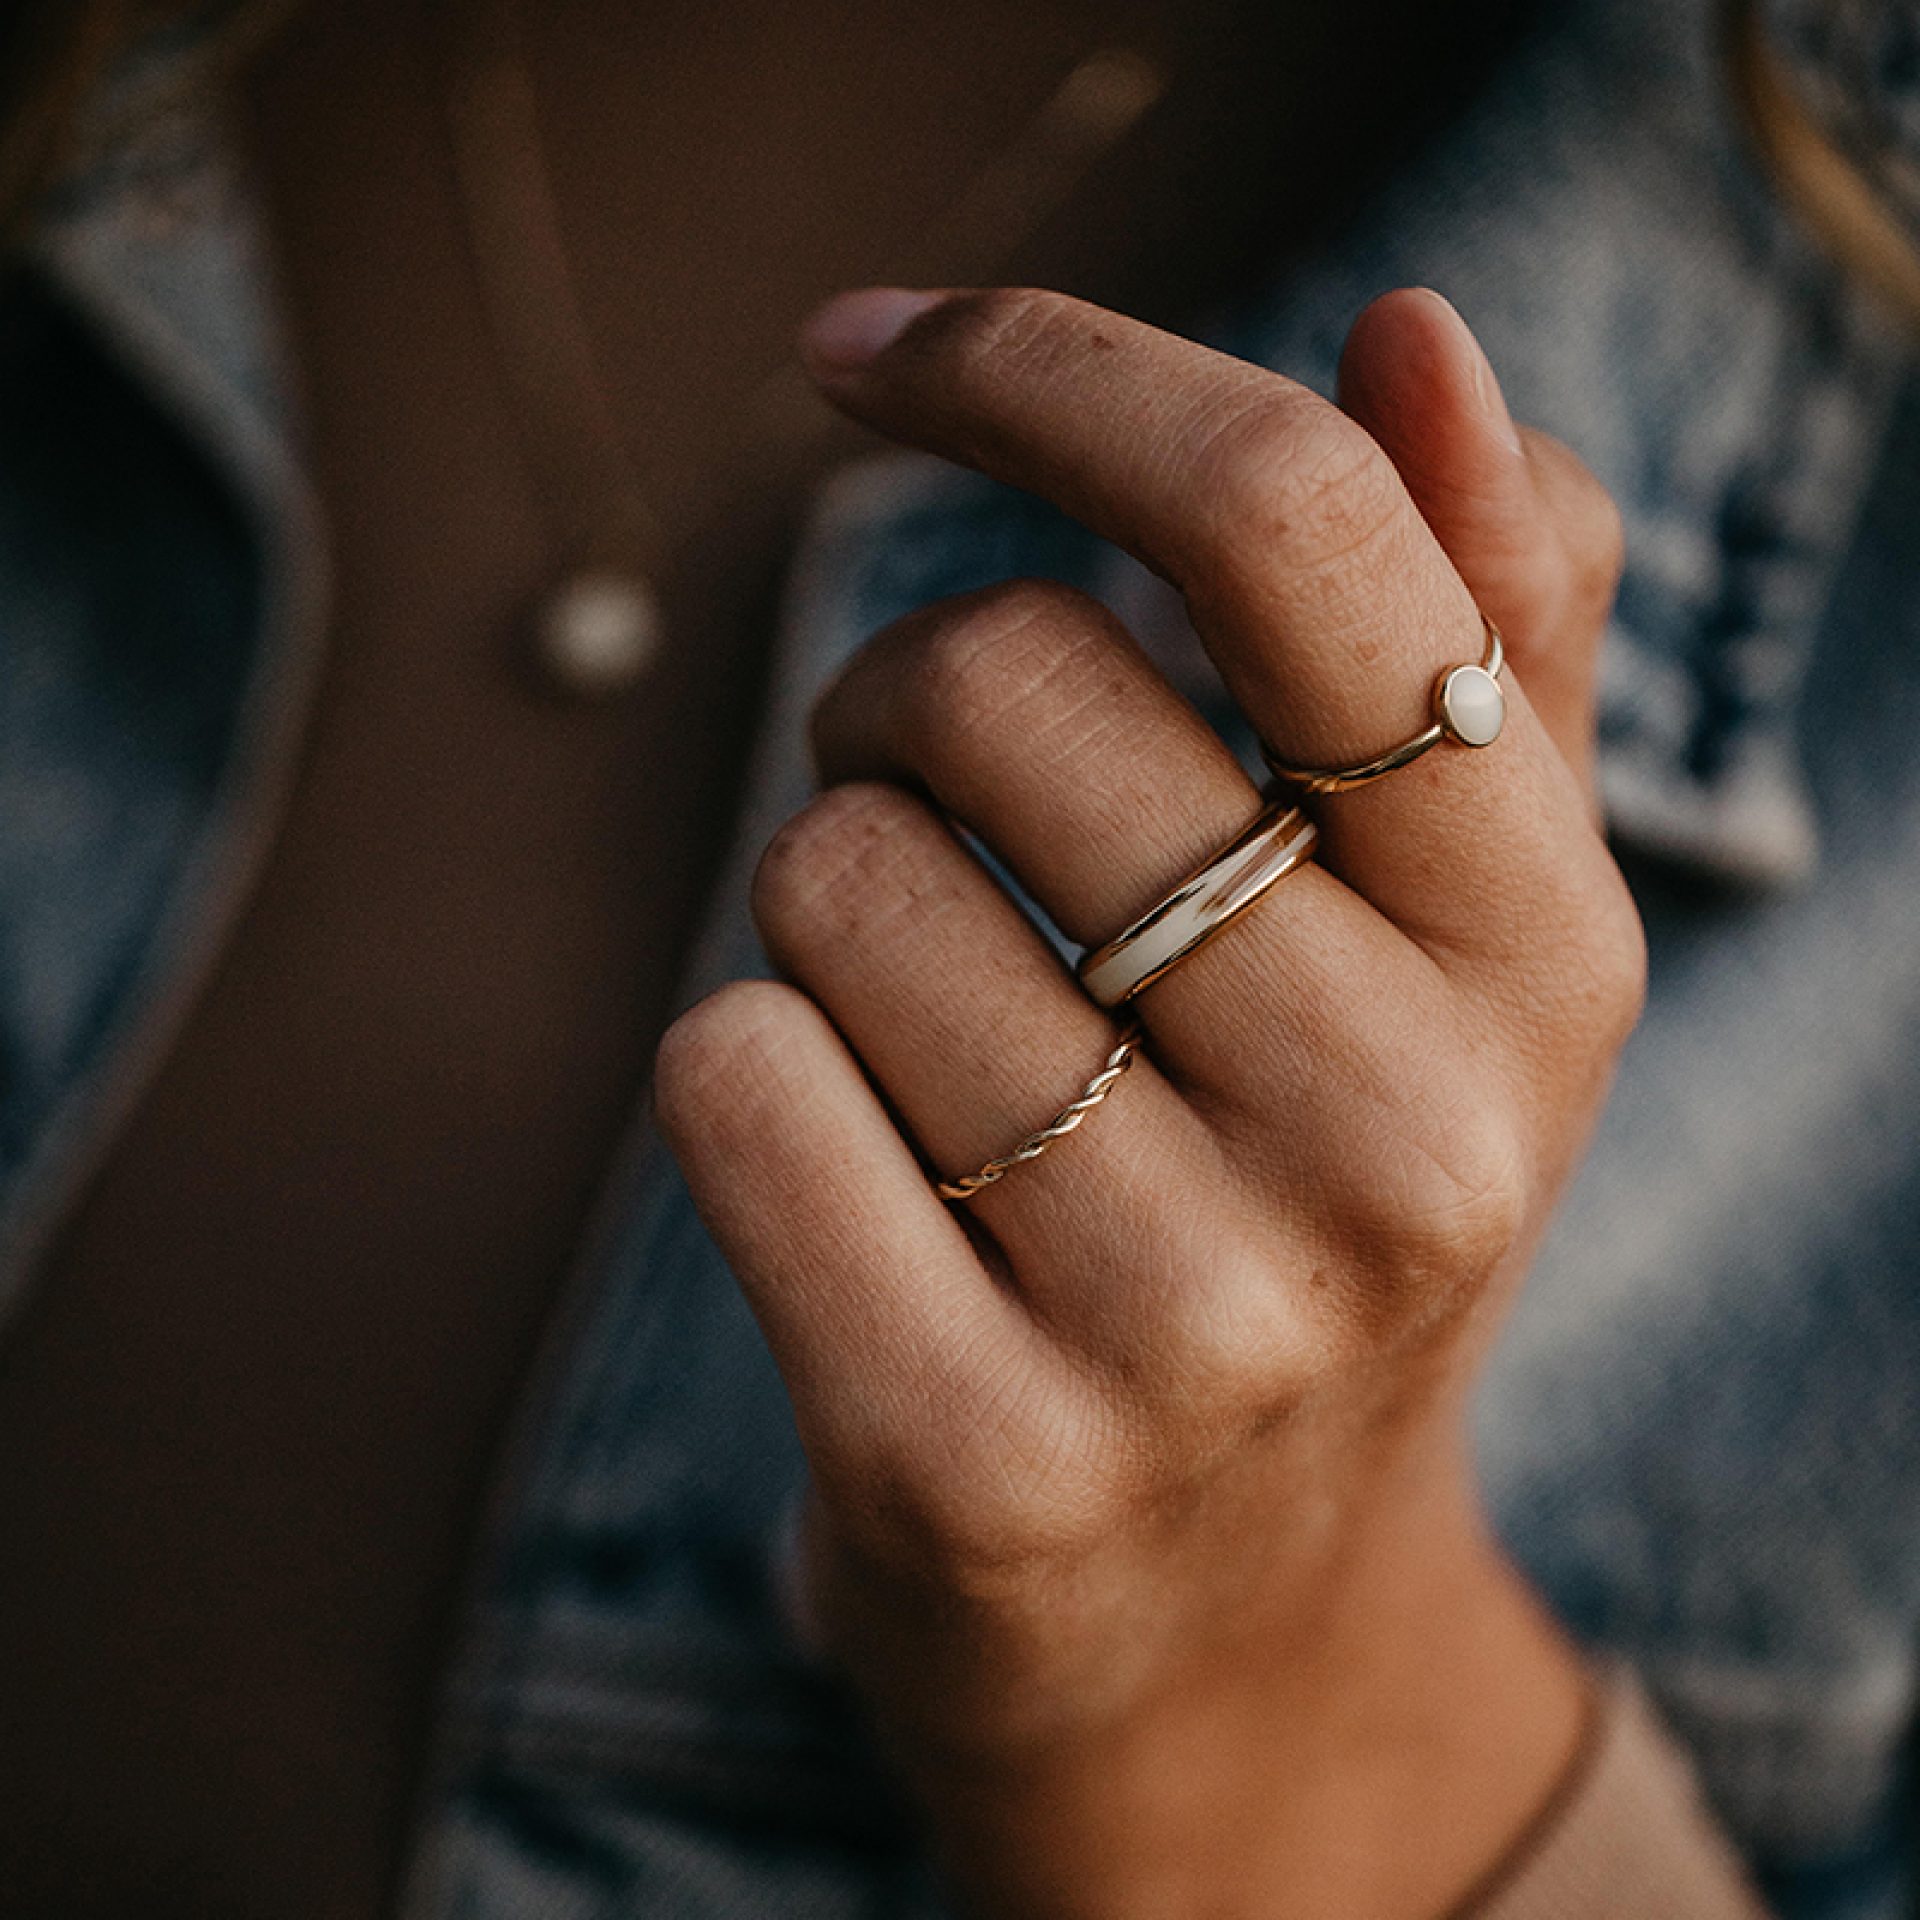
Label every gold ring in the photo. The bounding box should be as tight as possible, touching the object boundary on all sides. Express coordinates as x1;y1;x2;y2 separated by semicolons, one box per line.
1264;613;1507;795
936;1020;1143;1202
1075;799;1317;1009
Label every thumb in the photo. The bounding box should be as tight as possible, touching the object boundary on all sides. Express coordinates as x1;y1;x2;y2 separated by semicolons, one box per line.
1336;288;1623;797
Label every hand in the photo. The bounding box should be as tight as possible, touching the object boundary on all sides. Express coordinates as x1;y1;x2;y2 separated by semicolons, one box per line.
655;286;1642;1920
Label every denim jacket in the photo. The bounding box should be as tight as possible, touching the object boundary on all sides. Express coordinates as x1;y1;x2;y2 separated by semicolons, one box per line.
4;1;1919;1915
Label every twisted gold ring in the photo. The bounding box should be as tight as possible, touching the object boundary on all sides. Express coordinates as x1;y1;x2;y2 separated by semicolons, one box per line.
1076;799;1317;1009
936;1020;1143;1202
1264;613;1507;795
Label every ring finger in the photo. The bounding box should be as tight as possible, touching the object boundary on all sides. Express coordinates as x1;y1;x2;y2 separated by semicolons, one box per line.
749;778;1309;1378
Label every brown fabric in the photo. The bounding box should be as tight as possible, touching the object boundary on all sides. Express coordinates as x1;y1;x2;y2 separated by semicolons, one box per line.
1467;1669;1771;1920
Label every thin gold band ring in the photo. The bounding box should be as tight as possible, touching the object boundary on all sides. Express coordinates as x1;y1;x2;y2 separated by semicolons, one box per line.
1264;614;1507;795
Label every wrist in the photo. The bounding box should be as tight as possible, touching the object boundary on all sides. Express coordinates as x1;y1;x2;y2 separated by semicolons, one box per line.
894;1496;1588;1920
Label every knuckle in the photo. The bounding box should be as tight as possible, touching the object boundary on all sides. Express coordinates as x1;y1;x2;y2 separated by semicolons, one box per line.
751;781;937;947
924;1470;1117;1598
901;579;1111;750
836;1381;1133;1596
1193;392;1404;578
922;284;1082;378
652;979;818;1139
1329;1091;1530;1340
1125;1232;1326;1432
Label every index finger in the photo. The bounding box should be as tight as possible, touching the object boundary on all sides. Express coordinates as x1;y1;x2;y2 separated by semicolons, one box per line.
799;286;1619;988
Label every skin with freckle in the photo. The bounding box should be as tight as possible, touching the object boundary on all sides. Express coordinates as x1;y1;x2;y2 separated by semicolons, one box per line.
653;278;1642;1919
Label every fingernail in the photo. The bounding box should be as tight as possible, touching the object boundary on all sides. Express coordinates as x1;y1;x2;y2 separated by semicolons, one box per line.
799;288;947;375
1419;288;1523;458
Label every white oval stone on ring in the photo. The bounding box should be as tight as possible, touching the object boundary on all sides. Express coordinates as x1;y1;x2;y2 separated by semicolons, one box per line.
1436;662;1506;748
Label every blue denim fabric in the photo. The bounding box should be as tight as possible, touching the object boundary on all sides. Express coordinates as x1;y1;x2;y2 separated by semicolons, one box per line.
0;271;254;1187
2;0;1917;1915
